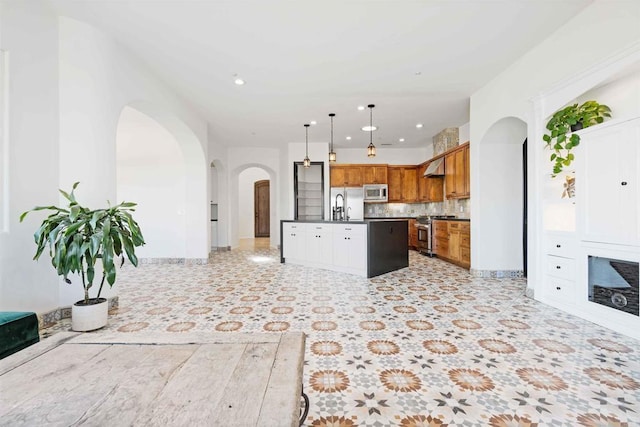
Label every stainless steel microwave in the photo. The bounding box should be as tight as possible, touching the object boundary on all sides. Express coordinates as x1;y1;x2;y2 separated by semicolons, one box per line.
363;184;388;202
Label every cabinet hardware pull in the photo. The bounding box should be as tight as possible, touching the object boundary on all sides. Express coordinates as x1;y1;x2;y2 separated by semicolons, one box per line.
556;286;561;290
556;244;561;248
621;181;628;186
556;266;561;269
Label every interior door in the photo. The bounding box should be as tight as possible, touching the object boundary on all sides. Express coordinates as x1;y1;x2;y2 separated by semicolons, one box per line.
254;180;270;237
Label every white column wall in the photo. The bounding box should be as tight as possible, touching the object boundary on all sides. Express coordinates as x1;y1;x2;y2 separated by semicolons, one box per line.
116;107;187;259
0;1;61;312
470;1;640;273
0;4;210;313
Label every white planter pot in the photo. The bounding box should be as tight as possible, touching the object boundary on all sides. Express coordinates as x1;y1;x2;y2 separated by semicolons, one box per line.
71;298;108;332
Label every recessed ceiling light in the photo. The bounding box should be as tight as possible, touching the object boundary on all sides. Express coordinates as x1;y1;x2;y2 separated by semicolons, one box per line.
357;105;365;111
234;78;245;85
416;123;423;129
346;136;352;140
310;120;317;125
361;126;377;132
399;138;405;142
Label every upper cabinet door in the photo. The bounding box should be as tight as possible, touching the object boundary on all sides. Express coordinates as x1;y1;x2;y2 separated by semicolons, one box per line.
362;165;388;184
579;117;640;246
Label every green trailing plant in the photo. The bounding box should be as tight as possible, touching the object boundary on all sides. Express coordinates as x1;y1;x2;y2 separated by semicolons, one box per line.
543;100;611;176
20;182;145;305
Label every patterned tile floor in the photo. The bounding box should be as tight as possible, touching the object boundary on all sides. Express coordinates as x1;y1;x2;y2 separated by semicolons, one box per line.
42;247;640;426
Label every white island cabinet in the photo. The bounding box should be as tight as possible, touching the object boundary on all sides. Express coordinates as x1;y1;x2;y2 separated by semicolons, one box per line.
332;224;367;275
280;220;408;278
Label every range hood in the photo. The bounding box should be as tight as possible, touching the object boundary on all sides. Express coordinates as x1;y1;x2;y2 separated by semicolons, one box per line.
423;158;444;176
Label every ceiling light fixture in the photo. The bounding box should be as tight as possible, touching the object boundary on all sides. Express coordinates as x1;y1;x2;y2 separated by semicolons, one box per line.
416;123;423;129
357;105;365;111
310;120;317;125
328;113;337;163
234;77;245;85
399;138;405;142
367;104;376;158
303;124;311;168
346;136;352;140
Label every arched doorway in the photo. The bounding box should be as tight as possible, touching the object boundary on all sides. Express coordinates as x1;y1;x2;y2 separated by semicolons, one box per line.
116;104;208;260
254;180;270;238
474;117;528;275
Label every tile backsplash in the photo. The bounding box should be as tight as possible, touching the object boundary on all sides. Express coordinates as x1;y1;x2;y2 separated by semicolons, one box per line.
365;198;470;219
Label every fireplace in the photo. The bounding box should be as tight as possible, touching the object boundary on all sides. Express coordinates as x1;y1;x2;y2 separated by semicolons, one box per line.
588;256;639;316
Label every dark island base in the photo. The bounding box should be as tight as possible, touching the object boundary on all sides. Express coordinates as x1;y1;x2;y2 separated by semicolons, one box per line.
367;220;409;278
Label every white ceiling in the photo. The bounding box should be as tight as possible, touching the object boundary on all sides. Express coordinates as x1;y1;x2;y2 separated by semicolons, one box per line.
50;0;593;150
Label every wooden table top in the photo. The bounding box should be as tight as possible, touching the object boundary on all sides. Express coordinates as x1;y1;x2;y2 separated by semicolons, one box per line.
0;331;305;427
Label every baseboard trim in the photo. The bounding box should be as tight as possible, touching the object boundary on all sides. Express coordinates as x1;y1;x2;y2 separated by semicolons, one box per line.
469;269;525;278
139;258;209;265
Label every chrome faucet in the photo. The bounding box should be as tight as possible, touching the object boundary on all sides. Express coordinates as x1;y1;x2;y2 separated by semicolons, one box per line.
347;206;352;221
335;193;344;221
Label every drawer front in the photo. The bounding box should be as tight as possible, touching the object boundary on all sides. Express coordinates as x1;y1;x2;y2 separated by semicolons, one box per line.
448;222;460;230
309;224;331;233
546;255;575;280
545;236;576;258
460;234;470;248
283;222;306;233
333;224;367;239
460;222;470;233
433;221;448;238
545;275;575;304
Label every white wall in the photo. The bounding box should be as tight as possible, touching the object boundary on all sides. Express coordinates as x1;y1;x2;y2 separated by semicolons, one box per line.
470;1;640;273
458;122;470;144
0;3;210;313
335;146;430;165
117;106;187;258
238;167;269;238
287;142;330;220
476;118;526;271
0;1;61;312
227;147;281;248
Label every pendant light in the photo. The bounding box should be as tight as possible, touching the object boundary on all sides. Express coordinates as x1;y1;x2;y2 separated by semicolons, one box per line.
328;113;337;162
367;104;376;157
303;123;311;168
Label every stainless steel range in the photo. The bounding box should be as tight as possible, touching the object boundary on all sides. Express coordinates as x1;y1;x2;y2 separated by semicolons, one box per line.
415;215;456;257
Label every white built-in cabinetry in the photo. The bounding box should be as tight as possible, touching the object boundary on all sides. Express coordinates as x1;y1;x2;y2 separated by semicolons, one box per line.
543;233;577;306
539;116;640;340
282;223;307;261
281;222;368;276
579;117;640;246
332;223;367;275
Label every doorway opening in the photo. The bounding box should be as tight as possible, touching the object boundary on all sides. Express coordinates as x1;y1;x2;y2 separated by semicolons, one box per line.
255;180;270;237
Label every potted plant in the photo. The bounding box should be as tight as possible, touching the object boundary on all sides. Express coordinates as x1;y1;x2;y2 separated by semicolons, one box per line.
543;100;611;176
20;182;145;331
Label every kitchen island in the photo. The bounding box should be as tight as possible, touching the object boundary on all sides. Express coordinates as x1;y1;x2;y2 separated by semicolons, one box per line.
280;219;408;278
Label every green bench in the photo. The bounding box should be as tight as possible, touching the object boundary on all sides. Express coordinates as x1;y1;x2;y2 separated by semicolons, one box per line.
0;312;40;359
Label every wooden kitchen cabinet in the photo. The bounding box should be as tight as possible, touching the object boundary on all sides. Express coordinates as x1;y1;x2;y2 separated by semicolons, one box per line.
408;219;417;250
445;143;470;199
433;220;449;257
434;220;470;269
330;165;363;187
362;165;388;184
388;166;418;202
417;162;444;202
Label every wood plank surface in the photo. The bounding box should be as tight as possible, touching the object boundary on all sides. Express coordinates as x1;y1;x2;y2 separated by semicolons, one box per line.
258;332;306;427
210;342;280;425
133;343;247;425
0;332;305;427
